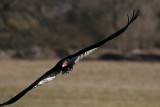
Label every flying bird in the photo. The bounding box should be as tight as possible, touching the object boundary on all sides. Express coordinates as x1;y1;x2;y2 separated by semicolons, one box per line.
0;10;139;106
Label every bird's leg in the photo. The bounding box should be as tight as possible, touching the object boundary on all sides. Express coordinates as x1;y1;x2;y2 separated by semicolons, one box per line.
62;67;73;74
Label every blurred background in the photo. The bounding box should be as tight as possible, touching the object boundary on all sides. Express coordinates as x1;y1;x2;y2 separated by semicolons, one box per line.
0;0;160;60
0;0;160;107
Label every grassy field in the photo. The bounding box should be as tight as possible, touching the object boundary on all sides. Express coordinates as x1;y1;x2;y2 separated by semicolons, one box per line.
0;60;160;107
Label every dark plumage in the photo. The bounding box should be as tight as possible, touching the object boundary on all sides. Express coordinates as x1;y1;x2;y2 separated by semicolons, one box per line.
0;10;139;106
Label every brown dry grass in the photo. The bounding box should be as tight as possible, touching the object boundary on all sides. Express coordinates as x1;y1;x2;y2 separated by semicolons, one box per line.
0;60;160;107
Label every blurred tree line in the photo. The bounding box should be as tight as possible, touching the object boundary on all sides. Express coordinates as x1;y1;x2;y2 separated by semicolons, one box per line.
0;0;160;59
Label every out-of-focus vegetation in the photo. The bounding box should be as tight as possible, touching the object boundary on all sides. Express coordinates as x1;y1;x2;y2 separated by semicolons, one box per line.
0;0;160;59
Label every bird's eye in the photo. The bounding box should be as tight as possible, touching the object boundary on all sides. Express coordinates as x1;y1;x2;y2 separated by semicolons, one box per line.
62;60;68;67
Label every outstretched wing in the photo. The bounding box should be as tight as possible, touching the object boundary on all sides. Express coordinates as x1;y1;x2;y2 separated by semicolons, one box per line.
0;67;60;106
72;10;140;63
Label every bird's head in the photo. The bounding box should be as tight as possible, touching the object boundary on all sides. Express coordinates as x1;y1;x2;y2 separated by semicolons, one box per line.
59;57;75;73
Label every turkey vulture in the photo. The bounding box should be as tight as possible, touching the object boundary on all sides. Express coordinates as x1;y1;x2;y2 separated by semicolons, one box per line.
0;10;139;106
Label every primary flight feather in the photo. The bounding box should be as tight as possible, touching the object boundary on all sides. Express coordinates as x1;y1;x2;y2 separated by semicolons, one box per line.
0;10;139;106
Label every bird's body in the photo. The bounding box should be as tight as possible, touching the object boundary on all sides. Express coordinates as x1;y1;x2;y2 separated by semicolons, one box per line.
0;10;139;106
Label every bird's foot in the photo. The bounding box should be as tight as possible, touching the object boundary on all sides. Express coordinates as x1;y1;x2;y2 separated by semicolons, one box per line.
66;71;71;74
62;71;71;74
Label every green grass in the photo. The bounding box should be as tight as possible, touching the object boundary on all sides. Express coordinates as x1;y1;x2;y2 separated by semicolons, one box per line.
0;60;160;107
